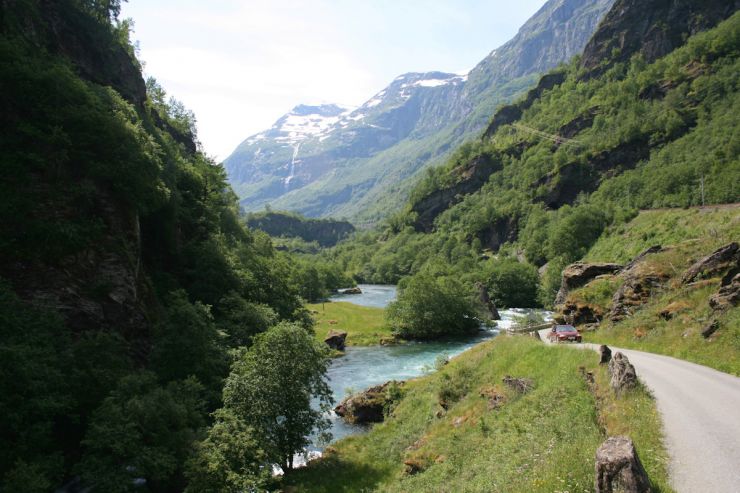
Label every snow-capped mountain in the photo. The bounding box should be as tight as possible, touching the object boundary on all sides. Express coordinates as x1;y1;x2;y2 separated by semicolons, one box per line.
225;0;616;220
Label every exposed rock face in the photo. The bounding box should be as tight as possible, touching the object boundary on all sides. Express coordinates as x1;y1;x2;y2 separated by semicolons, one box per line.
682;242;739;284
535;136;654;209
556;301;605;325
623;246;663;271
5;188;148;341
324;330;347;351
411;154;502;232
608;352;637;394
599;345;612;365
476;282;501;320
709;273;740;311
595;436;651;493
581;0;740;78
483;71;567;138
555;262;622;306
334;381;402;424
609;265;668;322
246;212;355;247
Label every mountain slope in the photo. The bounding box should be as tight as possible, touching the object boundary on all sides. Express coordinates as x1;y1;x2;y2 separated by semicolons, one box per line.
225;0;615;220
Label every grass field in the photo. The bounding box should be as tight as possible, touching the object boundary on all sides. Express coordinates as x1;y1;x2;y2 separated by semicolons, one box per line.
308;301;394;346
283;337;671;492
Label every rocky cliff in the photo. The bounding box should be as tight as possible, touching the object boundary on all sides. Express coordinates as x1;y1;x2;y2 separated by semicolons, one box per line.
580;0;740;77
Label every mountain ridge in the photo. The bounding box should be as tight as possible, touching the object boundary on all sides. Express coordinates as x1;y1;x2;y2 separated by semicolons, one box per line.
225;0;616;220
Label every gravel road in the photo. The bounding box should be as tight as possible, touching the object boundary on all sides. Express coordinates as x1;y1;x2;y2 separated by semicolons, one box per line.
539;329;740;493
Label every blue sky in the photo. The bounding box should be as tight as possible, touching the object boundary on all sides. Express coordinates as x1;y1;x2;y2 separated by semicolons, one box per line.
122;0;547;159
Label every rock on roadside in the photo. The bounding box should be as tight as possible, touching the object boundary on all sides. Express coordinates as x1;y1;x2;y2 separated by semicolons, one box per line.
595;436;651;493
608;352;637;395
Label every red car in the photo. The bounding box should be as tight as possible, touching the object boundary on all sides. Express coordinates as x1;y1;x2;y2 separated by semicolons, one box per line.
548;324;582;343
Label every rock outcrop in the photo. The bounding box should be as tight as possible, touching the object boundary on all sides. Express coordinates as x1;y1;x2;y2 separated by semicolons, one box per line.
709;272;740;312
595;436;651;493
341;287;363;295
609;263;668;322
681;242;739;284
324;330;347;351
334;381;402;424
555;262;622;306
581;0;740;79
701;319;720;339
599;345;612;365
556;301;605;325
608;352;637;395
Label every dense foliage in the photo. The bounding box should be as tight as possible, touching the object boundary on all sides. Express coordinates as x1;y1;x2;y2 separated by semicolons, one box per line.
223;323;333;472
386;269;481;339
0;2;332;490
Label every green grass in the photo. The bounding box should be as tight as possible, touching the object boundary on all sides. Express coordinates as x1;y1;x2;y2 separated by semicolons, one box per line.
308;301;394;346
284;337;672;492
585;206;740;264
584;282;740;376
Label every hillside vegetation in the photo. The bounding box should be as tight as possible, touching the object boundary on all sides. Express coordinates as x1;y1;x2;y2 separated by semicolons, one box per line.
245;211;355;247
568;206;740;374
0;2;346;489
285;337;672;492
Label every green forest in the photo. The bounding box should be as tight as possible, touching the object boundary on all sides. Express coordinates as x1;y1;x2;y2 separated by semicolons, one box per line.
0;1;347;490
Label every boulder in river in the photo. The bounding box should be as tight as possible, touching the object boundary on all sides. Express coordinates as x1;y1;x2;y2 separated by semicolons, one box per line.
608;352;637;395
324;330;347;351
595;436;651;493
555;262;622;306
341;286;363;295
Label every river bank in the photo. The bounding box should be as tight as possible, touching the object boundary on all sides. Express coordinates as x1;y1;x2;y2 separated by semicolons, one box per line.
285;336;672;492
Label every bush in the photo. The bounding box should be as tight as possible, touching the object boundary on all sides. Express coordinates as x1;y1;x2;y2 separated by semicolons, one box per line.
386;271;480;339
483;258;540;308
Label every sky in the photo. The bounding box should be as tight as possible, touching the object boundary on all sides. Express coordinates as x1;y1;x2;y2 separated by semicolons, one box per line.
121;0;547;160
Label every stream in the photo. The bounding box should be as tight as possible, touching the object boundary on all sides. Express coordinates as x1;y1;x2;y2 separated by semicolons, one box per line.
301;284;551;460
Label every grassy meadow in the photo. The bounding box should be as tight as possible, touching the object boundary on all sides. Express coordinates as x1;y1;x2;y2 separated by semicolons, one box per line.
308;301;394;346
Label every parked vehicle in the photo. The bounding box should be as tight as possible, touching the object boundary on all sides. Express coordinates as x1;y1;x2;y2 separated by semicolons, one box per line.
548;324;582;343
